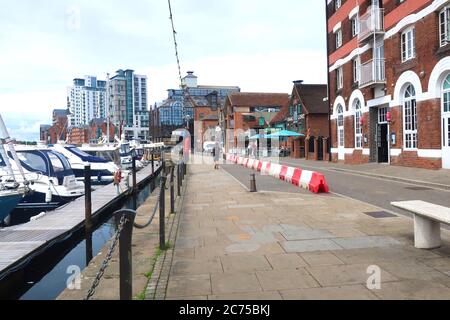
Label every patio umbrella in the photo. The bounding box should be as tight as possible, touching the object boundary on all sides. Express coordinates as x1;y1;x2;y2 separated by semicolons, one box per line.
265;130;305;138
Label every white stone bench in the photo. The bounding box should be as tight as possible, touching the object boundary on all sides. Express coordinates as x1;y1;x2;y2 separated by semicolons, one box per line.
391;200;450;249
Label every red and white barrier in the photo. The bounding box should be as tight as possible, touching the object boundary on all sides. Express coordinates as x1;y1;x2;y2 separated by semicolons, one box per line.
226;154;329;194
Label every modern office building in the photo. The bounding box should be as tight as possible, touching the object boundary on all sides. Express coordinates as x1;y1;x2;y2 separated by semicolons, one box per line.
108;69;149;141
67;76;107;127
327;0;450;169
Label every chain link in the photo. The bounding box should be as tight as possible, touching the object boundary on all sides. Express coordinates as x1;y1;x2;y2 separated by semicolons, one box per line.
85;215;128;300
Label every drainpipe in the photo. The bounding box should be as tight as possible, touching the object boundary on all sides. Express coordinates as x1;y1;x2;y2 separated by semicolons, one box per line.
325;0;332;162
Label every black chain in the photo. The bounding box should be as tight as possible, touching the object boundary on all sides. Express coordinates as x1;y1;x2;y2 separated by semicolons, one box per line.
133;174;167;229
85;215;128;300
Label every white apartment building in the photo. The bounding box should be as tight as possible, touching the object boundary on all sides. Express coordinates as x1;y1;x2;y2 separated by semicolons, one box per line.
67;76;107;127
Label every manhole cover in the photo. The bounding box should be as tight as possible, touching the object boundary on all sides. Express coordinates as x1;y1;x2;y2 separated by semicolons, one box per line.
365;211;398;219
405;186;432;191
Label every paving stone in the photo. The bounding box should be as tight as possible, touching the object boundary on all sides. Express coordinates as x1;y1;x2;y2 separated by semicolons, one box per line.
300;251;345;266
209;291;282;300
211;273;262;295
331;236;401;250
265;253;308;269
281;239;343;253
171;258;223;276
166;274;212;298
306;264;398;287
280;285;379;300
371;280;450;300
281;228;334;241
221;255;272;273
256;269;319;291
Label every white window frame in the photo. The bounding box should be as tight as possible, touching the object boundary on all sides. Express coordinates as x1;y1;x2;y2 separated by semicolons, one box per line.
353;57;360;84
351;16;359;37
335;29;343;49
337;67;344;90
337;104;344;147
439;6;450;47
335;0;342;10
354;100;363;149
403;84;418;150
401;27;416;62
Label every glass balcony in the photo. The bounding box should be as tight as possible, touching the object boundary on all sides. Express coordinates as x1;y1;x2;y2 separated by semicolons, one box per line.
358;7;385;43
360;58;386;88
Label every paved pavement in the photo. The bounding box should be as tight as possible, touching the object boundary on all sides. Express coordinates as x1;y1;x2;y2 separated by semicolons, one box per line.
156;163;450;300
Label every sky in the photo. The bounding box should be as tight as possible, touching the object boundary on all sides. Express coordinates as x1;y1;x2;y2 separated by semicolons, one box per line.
0;0;327;141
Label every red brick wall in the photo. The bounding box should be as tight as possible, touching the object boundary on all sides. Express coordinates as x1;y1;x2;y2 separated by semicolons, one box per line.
307;114;330;138
391;151;442;170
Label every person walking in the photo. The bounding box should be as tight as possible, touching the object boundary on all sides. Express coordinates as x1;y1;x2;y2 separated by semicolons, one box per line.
212;142;220;170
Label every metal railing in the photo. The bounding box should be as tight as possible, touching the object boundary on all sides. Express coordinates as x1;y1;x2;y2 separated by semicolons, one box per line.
358;7;385;42
84;151;188;300
360;58;386;88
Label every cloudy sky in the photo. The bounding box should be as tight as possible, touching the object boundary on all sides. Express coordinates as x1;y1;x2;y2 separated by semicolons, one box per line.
0;0;327;141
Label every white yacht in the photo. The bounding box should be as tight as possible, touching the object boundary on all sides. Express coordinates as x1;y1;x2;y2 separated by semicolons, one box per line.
52;144;119;185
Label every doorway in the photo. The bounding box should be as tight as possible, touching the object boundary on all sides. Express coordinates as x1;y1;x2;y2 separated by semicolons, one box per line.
377;123;389;163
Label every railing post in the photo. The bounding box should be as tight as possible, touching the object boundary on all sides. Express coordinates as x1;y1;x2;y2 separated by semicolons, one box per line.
132;156;137;193
114;209;136;301
160;174;167;250
84;164;92;232
177;164;181;197
170;167;175;214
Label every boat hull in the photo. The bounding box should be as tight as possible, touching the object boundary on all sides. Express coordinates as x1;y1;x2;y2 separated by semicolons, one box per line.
0;193;23;222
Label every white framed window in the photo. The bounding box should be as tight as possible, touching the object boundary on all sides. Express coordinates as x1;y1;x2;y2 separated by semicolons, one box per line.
401;27;415;62
378;106;388;124
336;29;343;49
337;67;344;90
351;16;359;37
335;0;342;10
354;100;363;149
439;6;450;47
403;84;418;150
443;74;450;113
353;58;360;84
337;104;344;147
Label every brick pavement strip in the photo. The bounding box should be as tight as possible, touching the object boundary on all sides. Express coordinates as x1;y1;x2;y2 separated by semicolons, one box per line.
148;163;450;300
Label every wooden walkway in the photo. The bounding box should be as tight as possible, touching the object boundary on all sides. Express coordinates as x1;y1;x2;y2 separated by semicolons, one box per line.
0;163;161;277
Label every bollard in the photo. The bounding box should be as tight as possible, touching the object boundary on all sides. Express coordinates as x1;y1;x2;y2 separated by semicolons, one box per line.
84;165;92;231
114;209;136;301
132;156;137;193
85;231;93;265
170;167;175;214
250;173;257;193
160;174;167;250
177;164;181;197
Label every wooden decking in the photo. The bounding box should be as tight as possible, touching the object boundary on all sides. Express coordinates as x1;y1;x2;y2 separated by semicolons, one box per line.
0;163;160;277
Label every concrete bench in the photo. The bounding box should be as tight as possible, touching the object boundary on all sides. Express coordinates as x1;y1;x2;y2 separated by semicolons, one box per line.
391;200;450;249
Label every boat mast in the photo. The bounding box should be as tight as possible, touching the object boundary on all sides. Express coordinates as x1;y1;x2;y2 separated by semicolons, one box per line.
0;113;27;182
0;140;15;180
106;72;110;145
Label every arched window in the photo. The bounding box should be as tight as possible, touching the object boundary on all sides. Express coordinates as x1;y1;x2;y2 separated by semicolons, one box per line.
337;104;344;147
354;100;362;149
403;84;417;149
443;74;450;113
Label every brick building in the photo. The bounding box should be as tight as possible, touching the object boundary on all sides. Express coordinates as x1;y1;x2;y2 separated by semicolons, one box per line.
222;92;290;151
327;0;450;169
284;81;329;159
67;118;116;145
39;109;69;144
